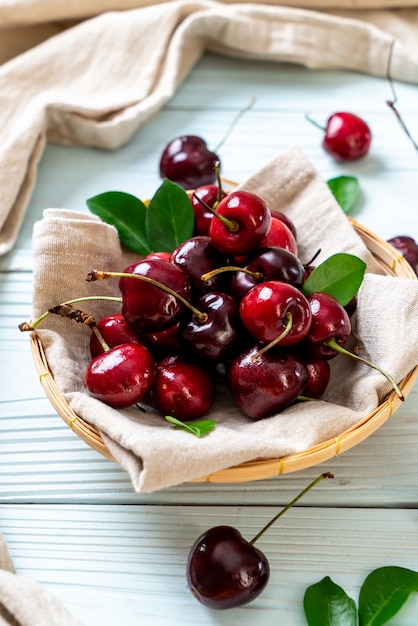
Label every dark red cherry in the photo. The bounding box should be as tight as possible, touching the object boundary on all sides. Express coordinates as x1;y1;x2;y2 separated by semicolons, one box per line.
228;346;308;420
303;358;331;399
83;343;156;409
89;314;151;359
146;323;182;357
240;281;312;347
119;259;191;333
209;190;271;256
187;525;269;609
170;236;230;295
152;355;214;420
260;216;298;255
387;235;418;275
305;292;351;359
179;291;241;363
159;135;220;190
322;112;372;161
191;184;227;236
231;246;305;300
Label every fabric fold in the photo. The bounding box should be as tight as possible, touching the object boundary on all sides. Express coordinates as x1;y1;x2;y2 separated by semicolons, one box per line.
1;0;418;254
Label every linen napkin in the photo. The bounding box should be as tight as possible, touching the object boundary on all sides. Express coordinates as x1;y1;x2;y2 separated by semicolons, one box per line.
0;534;83;626
29;147;418;493
1;0;418;256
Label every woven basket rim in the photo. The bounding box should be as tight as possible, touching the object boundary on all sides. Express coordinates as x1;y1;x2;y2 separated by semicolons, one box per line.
30;218;418;483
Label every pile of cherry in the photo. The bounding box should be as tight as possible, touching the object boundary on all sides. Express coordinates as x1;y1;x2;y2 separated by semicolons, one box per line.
80;185;372;422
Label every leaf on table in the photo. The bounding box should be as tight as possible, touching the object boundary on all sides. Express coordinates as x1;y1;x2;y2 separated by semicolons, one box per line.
358;566;418;626
146;179;195;252
327;176;360;215
86;191;152;255
302;252;366;306
303;576;358;626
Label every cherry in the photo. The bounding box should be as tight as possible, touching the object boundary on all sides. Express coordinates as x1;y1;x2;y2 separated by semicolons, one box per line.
305;292;351;360
117;259;192;333
240;281;312;347
89;313;151;359
270;209;297;240
179;291;242;363
146;323;182;357
209;190;272;256
83;342;156;409
159;135;219;189
191;184;227;236
260;216;298;256
187;473;333;609
230;246;305;300
228;345;308;420
303;358;331;399
321;112;372;161
170;235;230;295
144;251;171;262
387;235;418;275
152;354;215;420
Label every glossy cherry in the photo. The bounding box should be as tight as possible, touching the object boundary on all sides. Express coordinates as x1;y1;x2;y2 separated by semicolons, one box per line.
305;292;351;360
240;281;312;347
187;473;332;609
387;235;418;275
159;135;219;189
118;259;191;333
191;184;227;236
303;358;331;399
171;235;230;295
152;354;215;420
209;190;271;256
187;525;269;609
179;291;242;363
260;216;298;256
83;342;156;409
270;209;297;239
322;112;372;161
231;246;305;300
228;345;308;420
89;313;150;359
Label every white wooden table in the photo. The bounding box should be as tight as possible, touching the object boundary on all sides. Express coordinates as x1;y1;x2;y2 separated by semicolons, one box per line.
1;54;418;625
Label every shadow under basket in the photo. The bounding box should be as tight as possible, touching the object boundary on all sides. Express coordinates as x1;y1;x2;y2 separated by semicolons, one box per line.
30;218;418;484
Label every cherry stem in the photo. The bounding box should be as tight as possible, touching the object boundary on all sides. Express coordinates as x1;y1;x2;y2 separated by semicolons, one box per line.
249;472;334;545
18;295;122;332
192;192;239;233
201;265;262;283
47;303;111;352
304;249;322;268
325;338;404;401
385;39;418;154
304;113;326;132
214;161;223;207
250;313;293;361
213;97;256;153
86;270;208;324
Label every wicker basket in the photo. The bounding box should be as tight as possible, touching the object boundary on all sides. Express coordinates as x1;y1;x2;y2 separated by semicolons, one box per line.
30;218;418;483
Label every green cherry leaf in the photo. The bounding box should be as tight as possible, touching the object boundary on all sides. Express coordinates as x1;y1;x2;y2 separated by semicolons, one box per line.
302;252;366;306
358;566;418;626
86;191;152;255
146;178;195;252
165;415;216;438
327;176;360;215
304;576;358;626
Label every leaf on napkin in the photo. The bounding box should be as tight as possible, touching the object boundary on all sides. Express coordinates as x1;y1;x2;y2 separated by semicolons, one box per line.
165;415;216;437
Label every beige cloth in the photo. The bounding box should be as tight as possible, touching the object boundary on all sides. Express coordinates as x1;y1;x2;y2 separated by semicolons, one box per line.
1;0;418;255
30;147;418;493
0;534;83;626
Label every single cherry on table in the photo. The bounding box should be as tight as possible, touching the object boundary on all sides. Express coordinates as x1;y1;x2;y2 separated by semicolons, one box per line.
307;111;372;161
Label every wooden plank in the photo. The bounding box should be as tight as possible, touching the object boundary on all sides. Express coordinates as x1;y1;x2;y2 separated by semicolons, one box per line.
1;504;417;626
